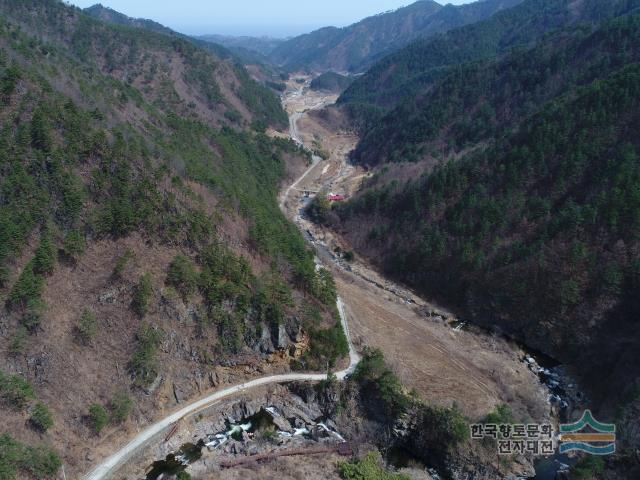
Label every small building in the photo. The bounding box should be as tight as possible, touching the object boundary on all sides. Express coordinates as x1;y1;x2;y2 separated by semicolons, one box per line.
328;193;346;202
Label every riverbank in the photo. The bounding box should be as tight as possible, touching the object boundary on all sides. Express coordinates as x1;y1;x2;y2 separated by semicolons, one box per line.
280;75;549;421
277;75;564;478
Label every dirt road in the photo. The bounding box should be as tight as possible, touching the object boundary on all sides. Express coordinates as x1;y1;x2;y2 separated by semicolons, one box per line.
83;79;360;480
279;79;337;210
83;297;358;480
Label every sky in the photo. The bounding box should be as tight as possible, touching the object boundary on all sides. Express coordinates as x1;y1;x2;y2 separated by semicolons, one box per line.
66;0;474;37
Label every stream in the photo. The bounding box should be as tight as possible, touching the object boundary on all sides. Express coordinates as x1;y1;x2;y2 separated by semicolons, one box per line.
145;442;203;480
144;405;346;479
448;321;580;479
282;79;586;480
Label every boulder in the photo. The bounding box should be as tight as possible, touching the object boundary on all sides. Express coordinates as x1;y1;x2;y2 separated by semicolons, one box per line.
27;354;50;384
173;382;186;404
256;322;275;354
228;400;257;422
271;322;290;350
282;405;314;425
285;316;303;342
229;441;242;455
270;413;293;432
309;424;331;441
291;417;307;428
208;370;219;387
98;286;123;304
144;375;162;395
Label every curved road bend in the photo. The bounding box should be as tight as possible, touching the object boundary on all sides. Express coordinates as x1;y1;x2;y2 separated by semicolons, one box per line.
279;150;321;211
84;300;359;480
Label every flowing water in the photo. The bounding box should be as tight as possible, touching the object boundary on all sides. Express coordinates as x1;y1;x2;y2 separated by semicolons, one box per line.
282;80;584;480
144;406;346;478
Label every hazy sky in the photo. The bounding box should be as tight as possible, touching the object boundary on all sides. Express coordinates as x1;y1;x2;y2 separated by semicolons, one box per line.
67;0;474;37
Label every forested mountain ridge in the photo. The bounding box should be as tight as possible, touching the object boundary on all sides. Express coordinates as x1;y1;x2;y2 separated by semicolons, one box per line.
0;1;346;478
339;0;640;114
8;0;287;130
197;34;284;57
269;0;523;73
83;3;290;101
84;3;175;36
352;13;640;166
334;59;640;419
310;71;354;93
322;4;640;464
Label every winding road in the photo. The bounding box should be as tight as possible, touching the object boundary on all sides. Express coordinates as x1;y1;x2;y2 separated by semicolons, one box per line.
278;83;331;211
278;149;321;211
83;86;360;480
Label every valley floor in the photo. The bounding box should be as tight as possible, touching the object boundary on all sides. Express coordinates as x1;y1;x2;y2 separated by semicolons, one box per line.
280;75;548;422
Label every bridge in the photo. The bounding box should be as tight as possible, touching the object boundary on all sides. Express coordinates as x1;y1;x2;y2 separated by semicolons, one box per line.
291;187;320;197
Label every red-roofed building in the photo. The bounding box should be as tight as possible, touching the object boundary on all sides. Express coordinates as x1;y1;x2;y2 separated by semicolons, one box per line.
328;194;346;202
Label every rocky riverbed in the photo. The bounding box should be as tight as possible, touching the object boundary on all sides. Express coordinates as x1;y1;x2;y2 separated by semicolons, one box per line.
126;383;353;480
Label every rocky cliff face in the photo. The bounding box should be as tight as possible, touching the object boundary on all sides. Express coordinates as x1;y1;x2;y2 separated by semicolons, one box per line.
133;375;541;480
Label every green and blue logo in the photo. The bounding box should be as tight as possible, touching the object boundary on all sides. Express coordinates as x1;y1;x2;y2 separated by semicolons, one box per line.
559;410;615;455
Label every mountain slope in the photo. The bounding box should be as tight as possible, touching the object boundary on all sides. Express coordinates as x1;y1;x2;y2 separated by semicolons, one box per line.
269;0;523;73
80;1;287;128
319;6;640;454
0;1;345;478
340;0;640;111
84;4;290;105
84;3;174;36
197;34;284;56
352;13;640;166
310;71;354;93
335;59;640;411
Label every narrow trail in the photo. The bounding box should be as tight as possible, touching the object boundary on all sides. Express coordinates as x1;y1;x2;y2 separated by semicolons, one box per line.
83;82;360;480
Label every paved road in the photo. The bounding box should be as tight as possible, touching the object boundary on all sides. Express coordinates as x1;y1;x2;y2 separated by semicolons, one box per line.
84;85;360;480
